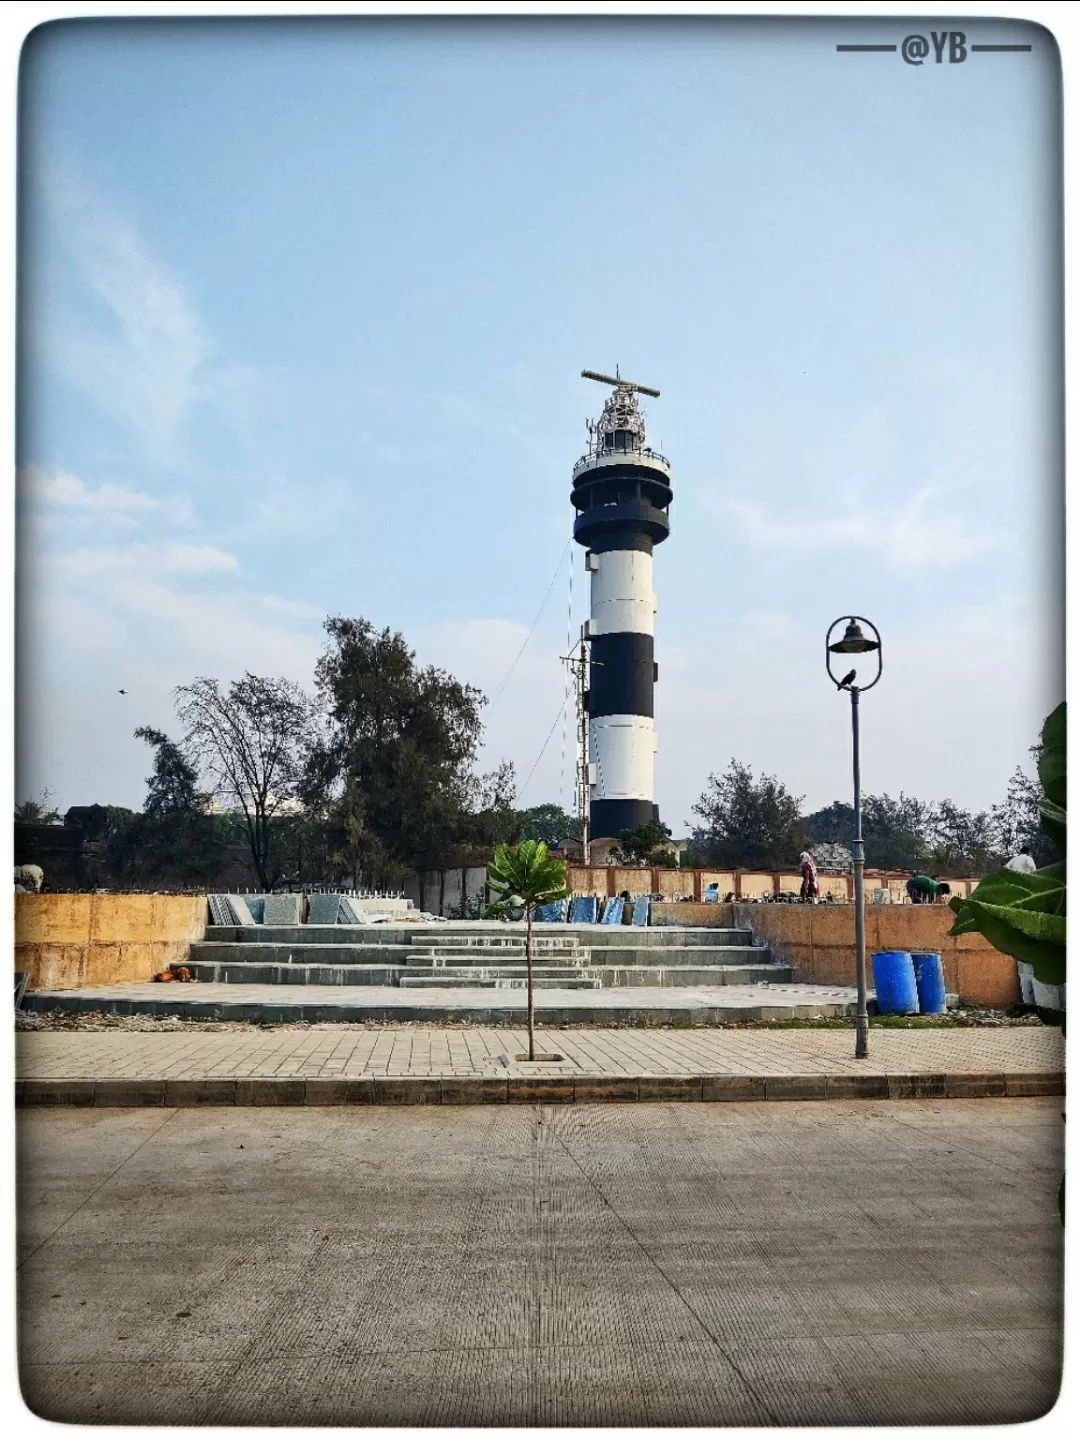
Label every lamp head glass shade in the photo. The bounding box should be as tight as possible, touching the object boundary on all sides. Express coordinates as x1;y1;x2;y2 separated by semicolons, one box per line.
828;619;880;655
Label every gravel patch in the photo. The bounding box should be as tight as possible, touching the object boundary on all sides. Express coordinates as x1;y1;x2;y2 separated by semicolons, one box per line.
15;1007;1044;1034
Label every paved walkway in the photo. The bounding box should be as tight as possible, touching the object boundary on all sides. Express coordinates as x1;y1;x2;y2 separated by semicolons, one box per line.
16;1026;1064;1106
18;1099;1064;1424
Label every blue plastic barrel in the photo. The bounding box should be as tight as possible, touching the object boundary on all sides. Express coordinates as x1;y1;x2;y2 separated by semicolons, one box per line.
871;950;919;1014
911;951;947;1015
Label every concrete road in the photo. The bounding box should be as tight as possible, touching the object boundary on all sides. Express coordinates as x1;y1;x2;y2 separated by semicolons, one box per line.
18;1099;1063;1425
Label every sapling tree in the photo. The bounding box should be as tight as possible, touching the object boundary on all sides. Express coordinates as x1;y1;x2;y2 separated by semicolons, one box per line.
486;839;571;1061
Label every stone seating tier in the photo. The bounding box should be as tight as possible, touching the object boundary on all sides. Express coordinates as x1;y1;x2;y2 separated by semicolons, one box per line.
183;925;789;992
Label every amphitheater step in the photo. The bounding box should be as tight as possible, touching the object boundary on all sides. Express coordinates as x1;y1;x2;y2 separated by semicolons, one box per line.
398;974;602;991
179;961;405;986
174;960;792;990
192;943;407;967
403;950;590;967
571;945;767;967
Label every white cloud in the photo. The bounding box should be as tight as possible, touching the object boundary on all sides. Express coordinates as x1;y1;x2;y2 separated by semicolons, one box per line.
158;544;240;574
716;487;995;571
412;616;579;810
653;596;1057;833
20;465;158;515
18;535;324;809
54;543;240;580
28;172;214;463
256;594;324;620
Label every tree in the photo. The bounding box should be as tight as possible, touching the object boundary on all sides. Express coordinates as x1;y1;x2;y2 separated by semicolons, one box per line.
517;804;582;848
609;820;676;867
803;802;854;847
861;794;933;871
992;764;1060;869
689;761;809;870
461;761;525;850
14;790;61;825
103;807;224;888
98;730;225;887
305;617;485;884
327;777;368;889
134;727;204;817
175;673;315;890
486;840;571;1061
805;794;932;871
927;799;1000;877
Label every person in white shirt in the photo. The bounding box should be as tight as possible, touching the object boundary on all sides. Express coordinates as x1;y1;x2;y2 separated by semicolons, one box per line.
1005;849;1037;874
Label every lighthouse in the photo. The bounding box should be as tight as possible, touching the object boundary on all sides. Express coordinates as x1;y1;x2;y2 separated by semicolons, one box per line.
572;369;671;841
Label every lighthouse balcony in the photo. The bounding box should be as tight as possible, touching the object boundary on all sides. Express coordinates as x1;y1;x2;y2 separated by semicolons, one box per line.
572;446;670;482
573;497;670;547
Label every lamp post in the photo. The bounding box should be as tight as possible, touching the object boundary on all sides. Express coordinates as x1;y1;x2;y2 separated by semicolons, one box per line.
826;616;883;1060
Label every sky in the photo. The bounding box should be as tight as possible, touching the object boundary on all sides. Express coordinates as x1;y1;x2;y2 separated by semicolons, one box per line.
15;15;1063;834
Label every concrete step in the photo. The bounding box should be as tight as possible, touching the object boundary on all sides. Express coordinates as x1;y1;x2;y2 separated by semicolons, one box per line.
193;941;769;970
192;943;406;967
404;951;590;966
203;924;761;949
175;961;791;989
405;947;530;959
405;945;583;958
179;961;405;986
401;964;595;980
398;974;603;991
413;934;581;945
571;928;758;948
26;980;865;1025
593;965;792;988
576;946;768;967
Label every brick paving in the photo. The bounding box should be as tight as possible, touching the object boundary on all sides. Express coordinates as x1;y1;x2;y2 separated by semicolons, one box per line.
16;1022;1064;1092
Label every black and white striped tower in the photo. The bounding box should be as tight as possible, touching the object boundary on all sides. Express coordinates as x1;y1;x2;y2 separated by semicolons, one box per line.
572;369;671;840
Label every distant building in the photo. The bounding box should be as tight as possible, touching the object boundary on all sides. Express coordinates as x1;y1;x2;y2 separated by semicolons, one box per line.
202;795;304;817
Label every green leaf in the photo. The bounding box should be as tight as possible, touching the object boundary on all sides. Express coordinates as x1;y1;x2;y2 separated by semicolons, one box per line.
947;858;1066;985
967;898;1064;947
1035;861;1066;883
947;896;979;935
1038;702;1066;809
485;840;571;911
1039;797;1067;855
965;866;1065;915
959;898;1065;982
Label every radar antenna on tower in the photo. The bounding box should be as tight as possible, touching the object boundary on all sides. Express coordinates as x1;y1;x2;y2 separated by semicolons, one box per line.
581;367;660;460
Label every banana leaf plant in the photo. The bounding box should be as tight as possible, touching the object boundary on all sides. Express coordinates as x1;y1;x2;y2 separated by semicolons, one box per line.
948;703;1065;997
486;839;572;1060
948;702;1065;1222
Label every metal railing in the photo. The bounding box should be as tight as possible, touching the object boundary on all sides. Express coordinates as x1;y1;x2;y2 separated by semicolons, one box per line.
572;445;670;479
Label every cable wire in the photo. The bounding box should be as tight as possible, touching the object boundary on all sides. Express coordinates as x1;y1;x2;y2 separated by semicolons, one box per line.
559;547;575;810
517;681;575;804
487;538;572;713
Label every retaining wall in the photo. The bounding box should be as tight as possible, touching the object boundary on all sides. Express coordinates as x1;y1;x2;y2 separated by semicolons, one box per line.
15;894;208;991
729;902;1020;1009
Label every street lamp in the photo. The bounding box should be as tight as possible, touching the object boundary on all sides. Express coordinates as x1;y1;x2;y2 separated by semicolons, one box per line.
826;616;883;1060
